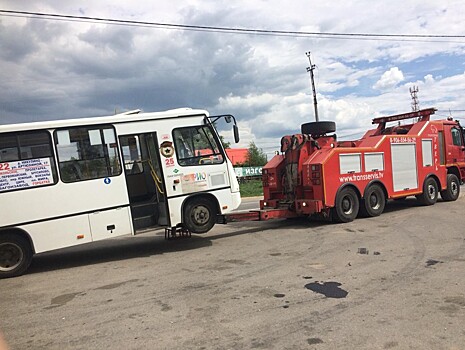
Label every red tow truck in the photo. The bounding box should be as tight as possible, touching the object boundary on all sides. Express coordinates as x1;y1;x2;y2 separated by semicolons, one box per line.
224;108;465;223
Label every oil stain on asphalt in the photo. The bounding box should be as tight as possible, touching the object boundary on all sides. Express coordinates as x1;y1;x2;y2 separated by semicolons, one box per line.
305;281;348;298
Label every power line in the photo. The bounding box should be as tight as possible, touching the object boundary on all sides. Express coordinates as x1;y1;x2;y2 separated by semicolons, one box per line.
2;9;465;42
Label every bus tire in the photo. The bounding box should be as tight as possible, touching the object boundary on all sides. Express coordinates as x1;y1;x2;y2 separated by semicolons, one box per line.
440;174;460;201
0;233;33;279
183;197;216;234
332;187;359;223
360;184;385;217
416;177;438;206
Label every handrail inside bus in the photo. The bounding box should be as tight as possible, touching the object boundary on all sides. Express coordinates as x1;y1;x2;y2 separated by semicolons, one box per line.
145;159;164;194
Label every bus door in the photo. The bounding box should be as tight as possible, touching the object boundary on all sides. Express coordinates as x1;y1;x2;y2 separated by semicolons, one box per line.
119;132;168;231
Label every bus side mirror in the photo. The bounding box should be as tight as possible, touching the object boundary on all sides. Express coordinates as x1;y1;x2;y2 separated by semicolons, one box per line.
233;124;240;143
225;116;232;123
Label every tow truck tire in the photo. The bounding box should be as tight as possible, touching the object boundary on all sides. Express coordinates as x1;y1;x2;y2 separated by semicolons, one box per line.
360;184;386;217
183;197;217;234
332;187;359;223
440;174;460;201
416;177;438;206
301;121;336;135
0;233;33;279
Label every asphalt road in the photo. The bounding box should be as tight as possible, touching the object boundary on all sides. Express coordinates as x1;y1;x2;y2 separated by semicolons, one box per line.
235;196;262;211
1;195;465;350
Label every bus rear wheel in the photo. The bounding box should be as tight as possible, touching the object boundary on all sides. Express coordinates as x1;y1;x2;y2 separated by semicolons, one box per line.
0;233;33;279
183;197;217;234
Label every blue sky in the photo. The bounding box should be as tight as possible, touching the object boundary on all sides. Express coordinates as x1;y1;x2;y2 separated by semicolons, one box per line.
1;1;465;156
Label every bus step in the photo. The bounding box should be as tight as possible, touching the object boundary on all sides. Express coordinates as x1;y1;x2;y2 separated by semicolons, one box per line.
131;202;158;218
134;215;157;230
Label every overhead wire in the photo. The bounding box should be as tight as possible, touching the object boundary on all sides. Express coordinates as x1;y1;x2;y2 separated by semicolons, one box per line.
2;9;465;132
2;9;465;43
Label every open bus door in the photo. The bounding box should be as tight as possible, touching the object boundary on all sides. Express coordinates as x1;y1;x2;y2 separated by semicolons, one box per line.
119;132;169;232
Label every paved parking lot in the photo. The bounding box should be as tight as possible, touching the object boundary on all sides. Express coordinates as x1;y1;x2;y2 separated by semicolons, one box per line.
1;196;465;349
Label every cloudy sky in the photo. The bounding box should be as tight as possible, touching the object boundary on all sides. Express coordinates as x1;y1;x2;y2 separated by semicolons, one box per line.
1;1;465;156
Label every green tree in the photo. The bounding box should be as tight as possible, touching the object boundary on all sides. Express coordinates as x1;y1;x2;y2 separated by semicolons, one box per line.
244;141;267;166
195;122;230;149
219;135;231;149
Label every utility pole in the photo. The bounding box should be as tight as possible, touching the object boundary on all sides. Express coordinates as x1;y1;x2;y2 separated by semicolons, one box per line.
306;52;319;122
409;86;419;112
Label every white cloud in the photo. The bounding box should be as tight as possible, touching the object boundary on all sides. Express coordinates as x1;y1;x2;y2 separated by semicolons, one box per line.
373;67;405;90
2;0;465;153
424;74;435;85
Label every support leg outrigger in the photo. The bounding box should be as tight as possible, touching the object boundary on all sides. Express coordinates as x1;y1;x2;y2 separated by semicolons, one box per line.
164;225;191;240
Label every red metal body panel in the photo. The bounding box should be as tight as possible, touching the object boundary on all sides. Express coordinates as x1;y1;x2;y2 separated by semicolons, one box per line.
225;108;465;224
224;208;298;222
259;108;465;218
224;211;261;222
259;209;298;220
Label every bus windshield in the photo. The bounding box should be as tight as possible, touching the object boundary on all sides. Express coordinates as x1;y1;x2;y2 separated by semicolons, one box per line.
173;125;224;166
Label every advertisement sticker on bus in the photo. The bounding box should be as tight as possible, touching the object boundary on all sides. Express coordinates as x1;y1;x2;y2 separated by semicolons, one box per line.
0;158;54;192
181;172;208;192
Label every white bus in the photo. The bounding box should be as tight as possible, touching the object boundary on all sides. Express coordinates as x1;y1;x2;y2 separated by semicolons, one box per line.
0;108;241;278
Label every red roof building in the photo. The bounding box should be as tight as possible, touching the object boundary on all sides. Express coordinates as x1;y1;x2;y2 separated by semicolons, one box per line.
225;148;248;165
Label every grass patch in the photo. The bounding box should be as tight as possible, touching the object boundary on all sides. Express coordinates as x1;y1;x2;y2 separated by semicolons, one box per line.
239;179;263;197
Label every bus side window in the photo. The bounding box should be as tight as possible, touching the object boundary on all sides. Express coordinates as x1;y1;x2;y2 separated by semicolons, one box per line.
55;126;122;183
120;136;143;174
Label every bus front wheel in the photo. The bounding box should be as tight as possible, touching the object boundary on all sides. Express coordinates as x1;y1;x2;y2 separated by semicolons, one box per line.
183;197;217;234
0;233;33;279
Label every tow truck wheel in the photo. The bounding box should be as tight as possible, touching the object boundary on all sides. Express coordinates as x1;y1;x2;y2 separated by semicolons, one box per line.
301;121;336;135
183;197;217;234
332;187;359;223
416;177;438;205
440;174;460;201
360;184;386;217
0;233;33;279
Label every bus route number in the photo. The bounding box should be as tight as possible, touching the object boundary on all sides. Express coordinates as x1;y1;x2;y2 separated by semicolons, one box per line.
0;163;10;171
